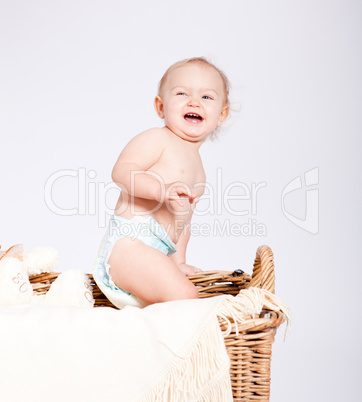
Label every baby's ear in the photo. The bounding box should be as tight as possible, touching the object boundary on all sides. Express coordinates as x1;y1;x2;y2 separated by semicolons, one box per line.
154;96;165;119
217;105;229;127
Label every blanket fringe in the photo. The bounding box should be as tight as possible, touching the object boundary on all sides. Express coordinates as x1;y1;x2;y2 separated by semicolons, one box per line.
140;312;233;402
141;288;291;401
217;288;291;340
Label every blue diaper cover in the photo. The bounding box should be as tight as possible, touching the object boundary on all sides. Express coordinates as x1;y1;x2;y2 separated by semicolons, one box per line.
93;215;177;309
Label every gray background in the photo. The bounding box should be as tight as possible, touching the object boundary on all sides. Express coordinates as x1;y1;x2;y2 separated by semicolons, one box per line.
1;1;361;401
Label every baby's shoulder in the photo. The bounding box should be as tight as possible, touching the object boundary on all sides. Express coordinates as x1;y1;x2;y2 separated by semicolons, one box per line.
122;128;172;157
136;127;171;143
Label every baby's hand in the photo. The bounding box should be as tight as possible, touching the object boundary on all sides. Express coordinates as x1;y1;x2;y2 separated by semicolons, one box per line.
178;263;203;277
165;182;199;207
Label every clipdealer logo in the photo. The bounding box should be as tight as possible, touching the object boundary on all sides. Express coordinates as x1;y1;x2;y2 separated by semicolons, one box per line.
281;167;319;234
44;167;319;235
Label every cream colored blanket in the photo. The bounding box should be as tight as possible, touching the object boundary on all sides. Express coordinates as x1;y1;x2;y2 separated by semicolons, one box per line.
0;289;290;402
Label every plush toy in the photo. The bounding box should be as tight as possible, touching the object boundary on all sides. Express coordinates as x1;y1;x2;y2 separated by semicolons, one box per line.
0;244;94;308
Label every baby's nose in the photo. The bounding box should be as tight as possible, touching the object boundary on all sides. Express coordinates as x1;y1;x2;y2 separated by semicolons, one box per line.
187;97;200;107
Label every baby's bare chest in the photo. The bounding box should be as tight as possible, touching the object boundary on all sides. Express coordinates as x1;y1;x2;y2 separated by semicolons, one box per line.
148;147;206;195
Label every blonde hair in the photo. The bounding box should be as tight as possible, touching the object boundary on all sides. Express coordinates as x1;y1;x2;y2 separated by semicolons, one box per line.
157;57;230;107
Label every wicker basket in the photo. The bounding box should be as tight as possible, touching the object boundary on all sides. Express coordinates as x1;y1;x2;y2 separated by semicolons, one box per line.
29;245;285;402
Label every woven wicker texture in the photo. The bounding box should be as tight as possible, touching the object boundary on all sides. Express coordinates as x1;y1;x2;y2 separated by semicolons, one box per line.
29;245;284;401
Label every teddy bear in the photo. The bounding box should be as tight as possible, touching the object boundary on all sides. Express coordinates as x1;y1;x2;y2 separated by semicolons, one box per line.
0;244;94;308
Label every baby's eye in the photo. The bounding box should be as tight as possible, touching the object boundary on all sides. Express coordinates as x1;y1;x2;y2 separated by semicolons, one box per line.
202;95;213;100
177;92;187;96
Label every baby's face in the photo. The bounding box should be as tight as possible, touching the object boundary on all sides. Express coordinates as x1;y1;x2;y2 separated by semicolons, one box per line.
155;63;229;143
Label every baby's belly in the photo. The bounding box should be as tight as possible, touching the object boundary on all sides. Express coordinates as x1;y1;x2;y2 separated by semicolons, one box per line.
114;195;193;243
152;209;190;244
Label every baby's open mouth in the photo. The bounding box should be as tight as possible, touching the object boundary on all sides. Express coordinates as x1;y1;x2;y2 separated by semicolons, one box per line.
184;113;203;123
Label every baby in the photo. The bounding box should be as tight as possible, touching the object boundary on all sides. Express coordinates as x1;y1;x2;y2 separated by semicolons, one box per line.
93;57;230;309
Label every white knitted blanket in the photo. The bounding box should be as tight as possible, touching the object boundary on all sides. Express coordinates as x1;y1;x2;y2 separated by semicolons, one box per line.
0;289;290;402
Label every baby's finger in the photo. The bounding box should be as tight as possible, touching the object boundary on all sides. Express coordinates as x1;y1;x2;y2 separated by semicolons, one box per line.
168;195;184;207
177;186;193;199
189;193;199;204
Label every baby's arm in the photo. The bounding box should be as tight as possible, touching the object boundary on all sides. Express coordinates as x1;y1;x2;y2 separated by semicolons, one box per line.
170;225;202;276
113;129;198;205
112;129;165;201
